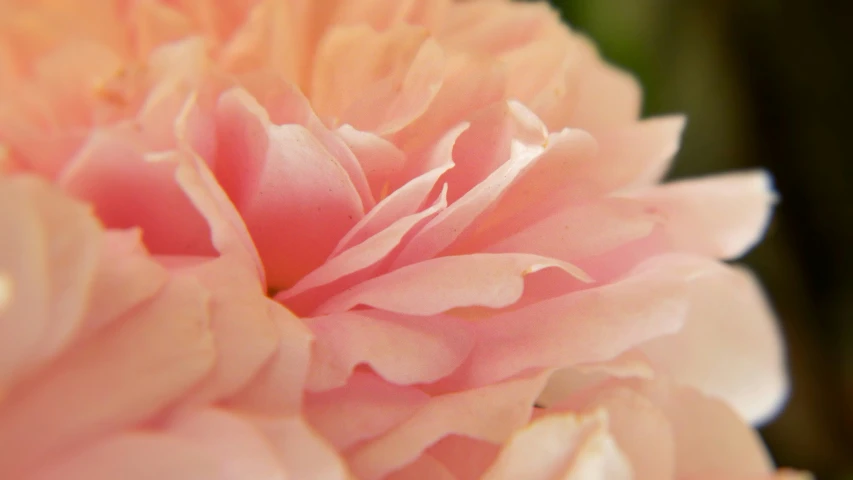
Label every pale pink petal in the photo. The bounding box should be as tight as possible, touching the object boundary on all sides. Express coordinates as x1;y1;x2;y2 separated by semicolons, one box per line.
246;414;353;480
640;256;789;424
28;433;220;480
477;197;660;264
426;435;500;480
225;301;314;416
304;372;430;450
336;125;406;200
333;159;454;256
391;102;548;267
599;116;686;189
165;408;286;480
625;380;774;478
622;171;777;260
446;254;698;389
311;24;444;134
556;385;676;480
215;88;364;289
317;253;588;316
346;371;550;480
0;277;215;476
385;454;457;480
438;1;562;55
482;410;632;480
0;176;100;388
305;309;474;391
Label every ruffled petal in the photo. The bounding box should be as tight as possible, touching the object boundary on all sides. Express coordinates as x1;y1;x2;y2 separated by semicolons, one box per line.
317;253;588;316
305;309;473;391
346;371;550;480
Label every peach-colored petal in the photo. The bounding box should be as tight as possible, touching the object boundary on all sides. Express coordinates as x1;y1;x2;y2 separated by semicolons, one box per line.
215;87;364;289
0;276;215;476
225;301;313;415
625;380;774;478
305;309;474;391
337;124;406;200
640;256;788;424
346;371;550;480
622;171;777;260
385;453;457;480
0;176;100;388
165;408;285;480
80;228;168;336
556;385;676;480
426;435;501;480
130;1;194;58
305;372;430;450
246;414;353;480
170;257;280;409
445;254;695;389
317;253;588;316
599;116;687;189
482;409;632;480
311;24;444;134
28;433;220;480
567;62;642;131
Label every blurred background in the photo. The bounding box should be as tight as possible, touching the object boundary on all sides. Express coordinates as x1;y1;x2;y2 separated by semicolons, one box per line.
547;0;853;478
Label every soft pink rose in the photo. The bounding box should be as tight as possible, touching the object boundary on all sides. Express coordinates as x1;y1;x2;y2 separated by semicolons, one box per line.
0;0;804;478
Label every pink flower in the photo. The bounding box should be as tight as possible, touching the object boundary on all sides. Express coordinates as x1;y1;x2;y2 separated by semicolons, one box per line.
0;0;804;479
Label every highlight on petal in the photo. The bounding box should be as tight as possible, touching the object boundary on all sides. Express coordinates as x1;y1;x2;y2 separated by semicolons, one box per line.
481;409;632;480
0;175;101;389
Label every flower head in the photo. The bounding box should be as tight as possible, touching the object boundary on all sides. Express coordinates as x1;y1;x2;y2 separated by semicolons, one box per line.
0;0;799;478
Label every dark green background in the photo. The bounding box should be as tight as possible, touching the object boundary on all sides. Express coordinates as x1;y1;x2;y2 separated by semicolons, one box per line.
548;1;853;478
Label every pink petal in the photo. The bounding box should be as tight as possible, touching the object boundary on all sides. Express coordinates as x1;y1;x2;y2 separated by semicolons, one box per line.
426;435;501;480
391;102;548;268
28;433;220;480
304;309;474;391
281;184;447;307
317;253;588;316
304;372;430;450
346;371;550;480
225;301;314;415
336;125;406;200
129;0;194;58
481;410;632;480
165;408;286;480
567;62;642;132
311;24;444;135
0;176;100;388
639;256;788;424
215;88;364;289
333;159;454;257
439;1;562;55
622;171;777;260
446;254;697;389
384;454;457;480
0;277;216;476
597;116;686;189
59;127;216;257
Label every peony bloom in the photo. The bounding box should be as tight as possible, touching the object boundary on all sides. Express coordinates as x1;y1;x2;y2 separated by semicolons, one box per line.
0;0;806;478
